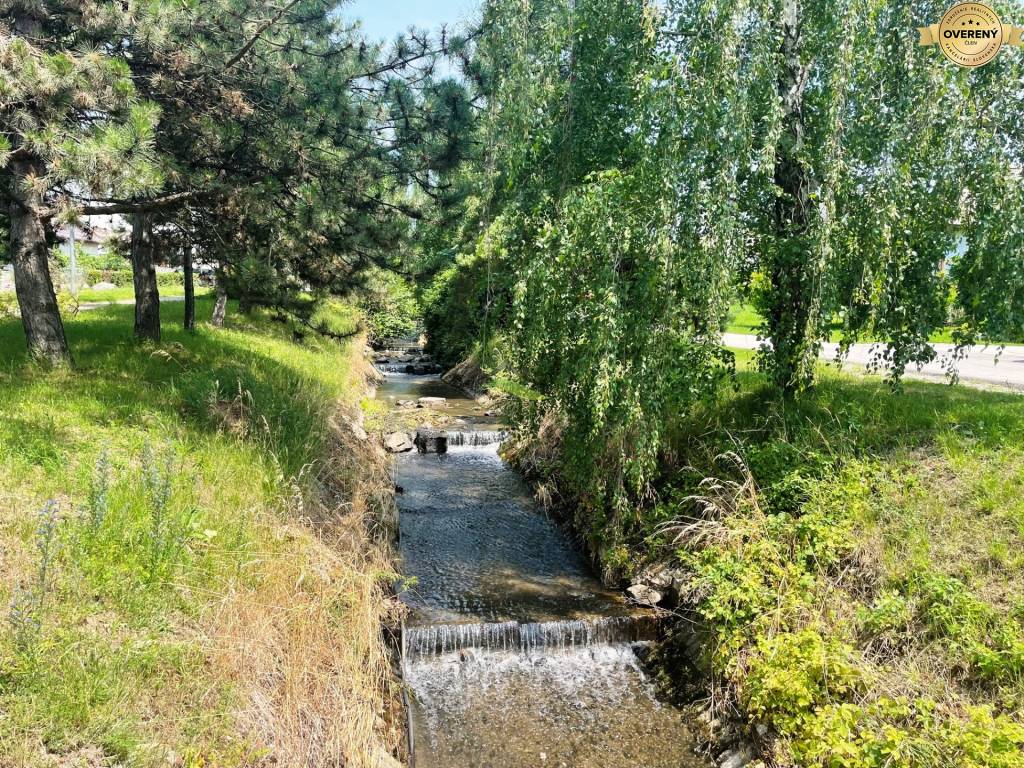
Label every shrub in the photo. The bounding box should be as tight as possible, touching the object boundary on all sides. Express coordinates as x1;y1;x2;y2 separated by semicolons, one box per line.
355;268;419;344
83;268;132;287
742;629;864;736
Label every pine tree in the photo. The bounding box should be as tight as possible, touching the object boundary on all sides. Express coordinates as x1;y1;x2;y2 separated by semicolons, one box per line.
1;1;161;362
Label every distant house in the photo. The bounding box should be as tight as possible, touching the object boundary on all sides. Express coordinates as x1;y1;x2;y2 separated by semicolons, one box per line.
56;214;130;256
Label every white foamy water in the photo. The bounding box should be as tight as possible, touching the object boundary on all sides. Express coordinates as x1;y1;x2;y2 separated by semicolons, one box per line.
406;645;702;768
405;615;659;660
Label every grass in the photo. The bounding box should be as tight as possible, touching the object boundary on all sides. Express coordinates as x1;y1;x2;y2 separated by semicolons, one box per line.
725;302;999;345
0;298;402;768
71;285;213;303
644;365;1024;766
724;303;764;336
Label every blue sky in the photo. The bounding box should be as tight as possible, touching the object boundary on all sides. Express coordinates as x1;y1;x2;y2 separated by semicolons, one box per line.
341;0;480;42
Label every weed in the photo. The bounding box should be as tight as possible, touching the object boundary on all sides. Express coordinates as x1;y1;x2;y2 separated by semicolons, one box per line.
533;358;1024;766
81;449;111;538
141;443;192;584
8;501;60;652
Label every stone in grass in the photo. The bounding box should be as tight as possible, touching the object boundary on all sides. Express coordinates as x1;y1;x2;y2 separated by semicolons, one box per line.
417;396;447;409
415;427;448;454
626;583;664;607
384;432;414;453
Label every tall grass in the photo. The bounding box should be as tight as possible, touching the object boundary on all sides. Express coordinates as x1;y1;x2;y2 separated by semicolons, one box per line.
0;298;401;767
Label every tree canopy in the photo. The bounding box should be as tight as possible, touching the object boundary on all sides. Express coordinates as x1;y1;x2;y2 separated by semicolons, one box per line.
1;0;472;359
420;0;1023;510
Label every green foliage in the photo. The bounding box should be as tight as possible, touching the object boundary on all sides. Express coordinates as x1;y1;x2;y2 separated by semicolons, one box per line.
0;292;18;319
655;367;1024;766
743;629;864;733
422;223;514;368
355;269;420;345
0;5;161;180
78;250;129;273
0;298;370;761
792;699;1024;768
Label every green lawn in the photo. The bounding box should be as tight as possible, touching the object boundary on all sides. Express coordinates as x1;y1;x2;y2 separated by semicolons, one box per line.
725;302;979;344
73;285;213;303
648;364;1024;766
0;299;400;767
724;302;764;335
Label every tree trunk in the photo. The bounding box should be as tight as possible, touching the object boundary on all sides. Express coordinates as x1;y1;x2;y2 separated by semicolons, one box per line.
212;282;228;328
130;212;161;342
8;158;72;365
183;249;195;331
766;0;819;395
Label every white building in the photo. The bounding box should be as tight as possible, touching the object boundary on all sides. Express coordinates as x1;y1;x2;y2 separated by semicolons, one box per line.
56;214;130;256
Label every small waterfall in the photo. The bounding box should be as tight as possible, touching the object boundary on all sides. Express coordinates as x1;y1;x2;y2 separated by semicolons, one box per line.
405;615;659;660
445;430;508;447
375;363;443;375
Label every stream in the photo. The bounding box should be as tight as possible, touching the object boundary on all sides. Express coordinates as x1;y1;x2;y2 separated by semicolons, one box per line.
377;368;706;768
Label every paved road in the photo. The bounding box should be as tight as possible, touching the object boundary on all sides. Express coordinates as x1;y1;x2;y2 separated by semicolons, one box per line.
723;333;1024;391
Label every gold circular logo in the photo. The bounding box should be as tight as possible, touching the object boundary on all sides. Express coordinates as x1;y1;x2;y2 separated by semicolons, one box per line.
938;3;1004;67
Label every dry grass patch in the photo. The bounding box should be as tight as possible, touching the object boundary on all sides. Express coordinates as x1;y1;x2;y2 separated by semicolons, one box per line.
209;407;403;768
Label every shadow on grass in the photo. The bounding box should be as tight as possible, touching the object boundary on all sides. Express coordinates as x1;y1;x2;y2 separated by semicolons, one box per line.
0;298;358;480
667;366;1024;490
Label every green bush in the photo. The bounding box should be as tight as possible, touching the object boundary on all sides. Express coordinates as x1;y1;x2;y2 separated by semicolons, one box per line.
793;699;1024;768
156;272;183;288
0;293;17;319
742;629;863;735
355;268;420;345
421;217;519;368
79;270;183;289
83;269;132;287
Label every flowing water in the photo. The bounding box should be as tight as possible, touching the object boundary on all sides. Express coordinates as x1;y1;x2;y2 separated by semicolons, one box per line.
379;371;706;768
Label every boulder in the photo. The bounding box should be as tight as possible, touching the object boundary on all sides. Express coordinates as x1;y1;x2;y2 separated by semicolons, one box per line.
634;565;688;606
718;746;755;768
384;432;414;453
396;399;417;409
91;281;118;291
418;396;447;409
642;567;675;591
350;424;368;441
626;583;664;607
415;427;448;454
